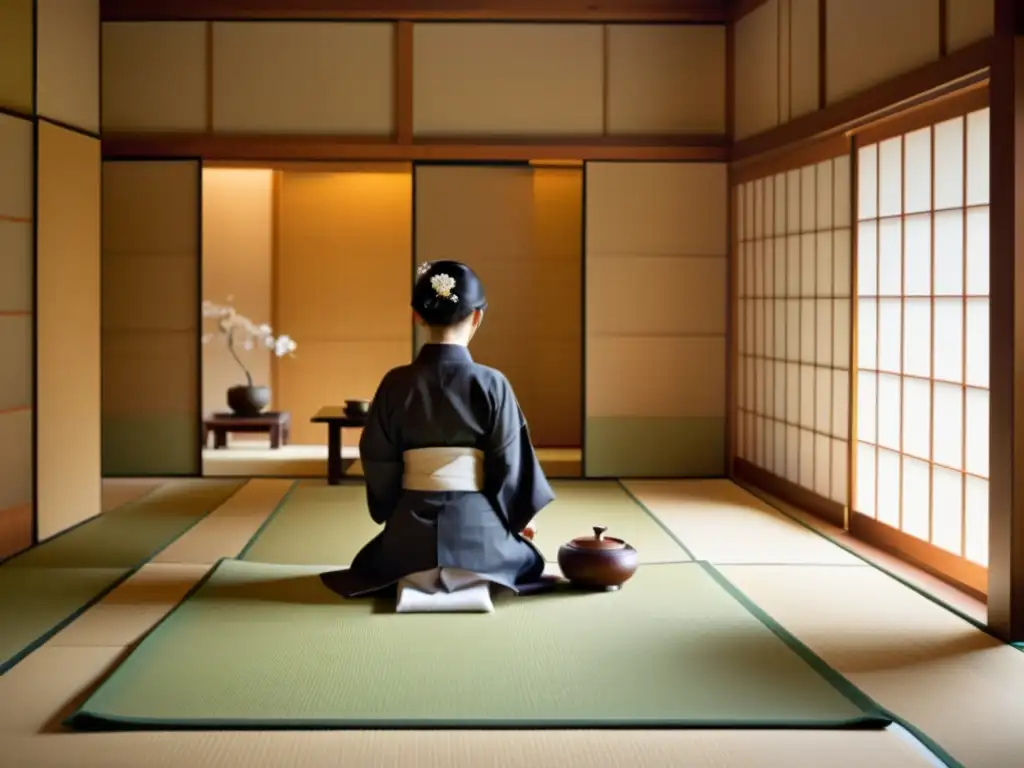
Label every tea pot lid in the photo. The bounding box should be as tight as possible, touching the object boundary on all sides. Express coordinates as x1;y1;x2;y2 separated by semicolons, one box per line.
568;526;626;551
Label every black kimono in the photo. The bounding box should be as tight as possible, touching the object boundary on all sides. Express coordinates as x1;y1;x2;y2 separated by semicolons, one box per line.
320;343;554;598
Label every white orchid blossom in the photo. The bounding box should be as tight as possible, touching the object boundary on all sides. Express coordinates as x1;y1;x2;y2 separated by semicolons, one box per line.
201;299;297;386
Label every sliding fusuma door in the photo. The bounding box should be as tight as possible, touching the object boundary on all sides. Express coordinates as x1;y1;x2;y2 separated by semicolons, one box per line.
414;163;583;454
585;162;728;478
101;160;201;476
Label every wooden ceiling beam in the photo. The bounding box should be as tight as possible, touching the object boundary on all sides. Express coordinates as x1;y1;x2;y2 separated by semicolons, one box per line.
100;0;730;23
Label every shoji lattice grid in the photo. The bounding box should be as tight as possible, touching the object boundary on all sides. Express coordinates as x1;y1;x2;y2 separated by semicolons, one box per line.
736;155;852;504
854;107;990;566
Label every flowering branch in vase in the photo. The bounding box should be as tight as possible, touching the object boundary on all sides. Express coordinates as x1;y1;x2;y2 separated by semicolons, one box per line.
201;299;297;387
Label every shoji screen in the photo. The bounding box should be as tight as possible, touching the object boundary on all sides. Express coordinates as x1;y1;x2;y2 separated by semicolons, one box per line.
734;144;852;523
852;92;990;592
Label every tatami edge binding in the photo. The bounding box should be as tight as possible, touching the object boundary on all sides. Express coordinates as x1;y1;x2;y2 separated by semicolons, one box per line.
616;480;698;561
698;560;965;768
0;479;248;676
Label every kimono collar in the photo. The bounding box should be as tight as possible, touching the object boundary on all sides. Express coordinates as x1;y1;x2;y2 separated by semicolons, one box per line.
417;343;474;364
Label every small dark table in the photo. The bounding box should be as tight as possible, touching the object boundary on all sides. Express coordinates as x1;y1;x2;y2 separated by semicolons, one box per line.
311;406;368;485
204;411;292;450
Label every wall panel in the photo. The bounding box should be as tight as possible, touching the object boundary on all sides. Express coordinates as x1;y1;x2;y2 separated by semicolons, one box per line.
275;167;412;446
414;165;583;449
733;0;779;139
605;24;726;134
102;160;201;475
0;0;33;115
413;23;603;136
826;0;940;104
212;22;393;135
734;151;853;506
36;0;100;133
36;122;101;539
101;22;207;131
586;162;727;477
201;169;273;420
0;113;33;552
788;0;820;120
946;0;994;52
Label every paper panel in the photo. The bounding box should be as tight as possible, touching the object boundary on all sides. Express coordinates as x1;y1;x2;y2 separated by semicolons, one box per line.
606;24;726;134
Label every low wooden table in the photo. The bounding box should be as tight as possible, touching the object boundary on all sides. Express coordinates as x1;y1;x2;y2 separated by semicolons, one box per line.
203;412;292;450
311;406;367;485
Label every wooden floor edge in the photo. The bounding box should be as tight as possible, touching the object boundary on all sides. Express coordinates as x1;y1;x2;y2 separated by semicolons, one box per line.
732;457;847;529
732;458;989;607
848;512;988;603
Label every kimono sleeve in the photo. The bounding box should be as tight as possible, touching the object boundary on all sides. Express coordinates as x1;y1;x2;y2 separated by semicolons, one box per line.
483;375;556;532
358;375;403;524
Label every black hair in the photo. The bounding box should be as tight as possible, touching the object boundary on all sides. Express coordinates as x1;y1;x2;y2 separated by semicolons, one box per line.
412;260;488;327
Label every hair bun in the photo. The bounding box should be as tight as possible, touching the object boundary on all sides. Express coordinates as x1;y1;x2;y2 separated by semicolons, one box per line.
412;260;487;328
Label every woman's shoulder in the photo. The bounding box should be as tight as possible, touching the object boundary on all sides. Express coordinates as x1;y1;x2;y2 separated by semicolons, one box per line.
469;361;512;392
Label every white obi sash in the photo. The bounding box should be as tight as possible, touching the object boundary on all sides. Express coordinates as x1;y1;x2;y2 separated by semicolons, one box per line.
402;446;484;492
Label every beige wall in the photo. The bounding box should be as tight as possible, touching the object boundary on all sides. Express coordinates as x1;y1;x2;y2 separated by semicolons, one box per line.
0;0;33;115
36;122;102;540
102;161;201;476
415;164;583;449
586;162;728;477
1;1;100;551
275;166;413;446
201;169;274;422
101;20;726;137
733;0;994;140
0;113;33;556
36;0;100;134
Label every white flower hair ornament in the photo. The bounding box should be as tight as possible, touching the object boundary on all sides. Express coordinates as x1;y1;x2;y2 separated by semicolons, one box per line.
430;273;459;303
416;262;433;279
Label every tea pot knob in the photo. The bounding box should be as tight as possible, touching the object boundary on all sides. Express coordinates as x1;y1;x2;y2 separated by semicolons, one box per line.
593;526;608;540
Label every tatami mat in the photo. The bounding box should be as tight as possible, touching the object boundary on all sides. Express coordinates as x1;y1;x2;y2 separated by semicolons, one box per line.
0;475;1012;765
0;643;933;766
240;479;687;566
154;480;293;565
717;564;1024;767
1;729;936;768
49;564;212;648
99;479;167;514
625;479;862;565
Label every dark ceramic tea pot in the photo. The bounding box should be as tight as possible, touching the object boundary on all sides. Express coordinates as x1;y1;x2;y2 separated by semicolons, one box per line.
557;526;638;591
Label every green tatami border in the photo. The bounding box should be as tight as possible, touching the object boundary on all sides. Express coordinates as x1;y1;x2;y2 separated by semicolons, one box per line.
68;557;893;733
624;478;966;768
617;480;697;560
0;480;247;676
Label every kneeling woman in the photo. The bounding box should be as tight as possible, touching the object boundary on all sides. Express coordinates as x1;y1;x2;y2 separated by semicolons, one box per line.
320;261;554;598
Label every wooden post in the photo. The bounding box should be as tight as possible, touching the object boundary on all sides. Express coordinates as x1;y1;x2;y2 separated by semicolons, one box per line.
987;0;1024;641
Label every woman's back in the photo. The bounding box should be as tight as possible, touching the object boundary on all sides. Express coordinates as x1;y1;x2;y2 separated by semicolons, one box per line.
318;261;555;599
